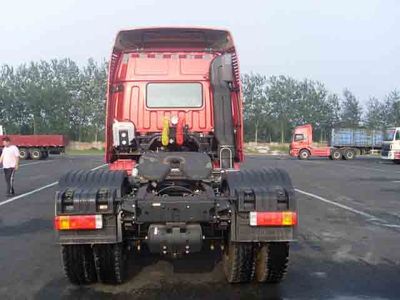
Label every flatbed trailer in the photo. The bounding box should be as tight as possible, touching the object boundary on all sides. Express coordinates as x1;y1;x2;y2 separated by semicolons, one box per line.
0;134;67;159
289;124;383;160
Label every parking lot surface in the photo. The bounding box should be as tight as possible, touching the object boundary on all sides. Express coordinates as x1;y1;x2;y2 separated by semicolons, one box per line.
0;154;399;299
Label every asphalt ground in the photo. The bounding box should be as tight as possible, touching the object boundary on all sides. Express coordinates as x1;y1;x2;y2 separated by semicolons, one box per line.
0;154;399;299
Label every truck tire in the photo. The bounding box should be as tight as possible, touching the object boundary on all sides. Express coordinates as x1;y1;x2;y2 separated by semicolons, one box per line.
62;244;97;285
298;149;310;160
331;149;342;160
223;242;254;283
93;243;126;284
30;149;42;160
343;149;355;160
254;242;289;283
19;148;30;160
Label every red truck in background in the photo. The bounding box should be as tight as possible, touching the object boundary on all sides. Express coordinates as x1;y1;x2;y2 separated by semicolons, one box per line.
289;124;384;160
0;126;67;159
289;124;331;159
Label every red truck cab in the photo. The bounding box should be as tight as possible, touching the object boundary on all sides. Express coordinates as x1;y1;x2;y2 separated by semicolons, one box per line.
106;27;244;173
289;124;330;159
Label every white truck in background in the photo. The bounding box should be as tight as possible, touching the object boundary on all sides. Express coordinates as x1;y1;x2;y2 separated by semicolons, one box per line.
381;127;400;164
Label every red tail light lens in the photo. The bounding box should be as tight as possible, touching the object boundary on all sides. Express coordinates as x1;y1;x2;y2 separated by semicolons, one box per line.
249;211;297;226
54;215;103;230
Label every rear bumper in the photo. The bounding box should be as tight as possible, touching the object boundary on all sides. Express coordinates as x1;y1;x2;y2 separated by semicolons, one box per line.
55;169;297;245
56;195;297;244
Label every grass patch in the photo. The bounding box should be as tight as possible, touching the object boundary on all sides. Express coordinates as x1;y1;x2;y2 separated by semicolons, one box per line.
244;143;289;154
66;148;104;156
268;144;289;153
244;147;259;154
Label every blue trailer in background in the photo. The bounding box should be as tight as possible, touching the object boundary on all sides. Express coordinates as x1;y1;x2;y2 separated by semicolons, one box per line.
330;128;384;158
329;128;384;160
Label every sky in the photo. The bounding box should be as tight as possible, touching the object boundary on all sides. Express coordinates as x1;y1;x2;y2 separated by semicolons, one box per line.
0;0;399;102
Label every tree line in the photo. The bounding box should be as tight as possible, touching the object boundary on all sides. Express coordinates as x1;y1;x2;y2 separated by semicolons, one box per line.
0;60;399;142
0;58;107;142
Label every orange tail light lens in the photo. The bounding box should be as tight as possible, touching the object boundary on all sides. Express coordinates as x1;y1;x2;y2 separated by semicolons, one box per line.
249;211;297;226
54;215;103;230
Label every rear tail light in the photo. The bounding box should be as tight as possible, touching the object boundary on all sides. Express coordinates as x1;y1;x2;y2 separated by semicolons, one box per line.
249;211;297;226
54;215;103;230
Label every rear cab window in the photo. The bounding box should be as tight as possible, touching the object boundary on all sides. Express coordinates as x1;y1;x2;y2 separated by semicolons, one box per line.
146;83;203;108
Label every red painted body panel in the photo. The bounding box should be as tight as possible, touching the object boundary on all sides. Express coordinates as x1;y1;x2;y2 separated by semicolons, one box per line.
0;135;67;148
105;27;244;166
289;124;330;157
109;159;136;175
112;52;215;133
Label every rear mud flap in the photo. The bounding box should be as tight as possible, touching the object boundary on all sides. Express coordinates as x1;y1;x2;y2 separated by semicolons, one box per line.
224;168;297;242
55;170;127;244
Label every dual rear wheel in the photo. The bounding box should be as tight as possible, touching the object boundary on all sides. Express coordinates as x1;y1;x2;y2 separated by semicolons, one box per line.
19;149;30;160
93;243;126;284
330;149;342;160
330;148;356;160
223;241;289;283
343;149;355;160
19;149;49;160
63;241;289;285
61;245;97;285
30;149;47;160
62;243;126;285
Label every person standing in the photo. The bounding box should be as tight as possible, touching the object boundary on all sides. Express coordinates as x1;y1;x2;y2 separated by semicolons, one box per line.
0;137;20;196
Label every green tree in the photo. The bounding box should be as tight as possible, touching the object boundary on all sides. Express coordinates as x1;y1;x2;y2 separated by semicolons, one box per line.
242;73;268;143
384;90;400;127
364;97;386;129
267;76;299;143
81;59;107;142
340;89;362;128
